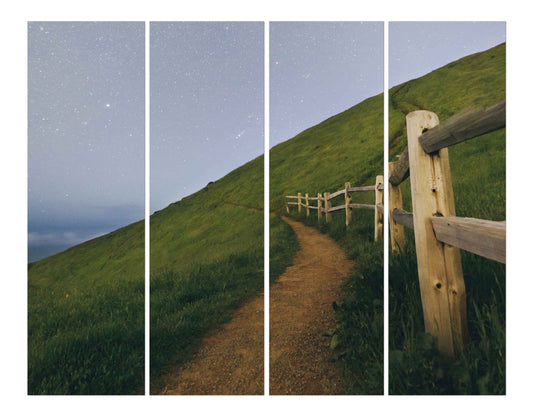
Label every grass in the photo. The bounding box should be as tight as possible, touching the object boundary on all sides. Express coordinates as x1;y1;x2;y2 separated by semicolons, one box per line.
28;41;506;396
28;221;145;395
269;215;300;284
291;209;384;394
388;43;506;394
148;155;269;392
29;151;277;395
270;89;384;394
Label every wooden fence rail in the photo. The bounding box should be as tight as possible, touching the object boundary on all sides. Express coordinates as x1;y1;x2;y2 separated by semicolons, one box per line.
389;99;506;358
285;175;384;241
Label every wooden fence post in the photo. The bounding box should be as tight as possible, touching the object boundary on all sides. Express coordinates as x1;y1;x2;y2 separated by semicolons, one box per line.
407;110;468;357
286;199;290;214
317;193;322;222
374;175;384;241
324;192;331;223
305;193;310;217
345;182;352;227
388;161;405;252
297;192;302;214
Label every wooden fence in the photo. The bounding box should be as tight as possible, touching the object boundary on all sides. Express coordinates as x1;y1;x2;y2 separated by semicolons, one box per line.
389;99;506;357
285;175;385;241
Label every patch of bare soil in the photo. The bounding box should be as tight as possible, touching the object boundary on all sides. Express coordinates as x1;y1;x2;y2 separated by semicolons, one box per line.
158;216;351;395
158;294;264;395
269;217;352;395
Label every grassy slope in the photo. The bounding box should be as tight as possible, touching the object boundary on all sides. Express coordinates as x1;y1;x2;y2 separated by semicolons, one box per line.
149;154;300;392
29;151;299;394
388;43;506;394
271;94;383;212
28;220;145;394
270;93;384;394
148;155;267;390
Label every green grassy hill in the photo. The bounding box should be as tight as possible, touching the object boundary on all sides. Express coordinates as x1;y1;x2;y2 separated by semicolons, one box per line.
270;93;385;394
28;152;298;395
270;94;384;212
388;43;505;394
28;41;506;396
28;218;146;394
270;42;505;395
149;155;272;392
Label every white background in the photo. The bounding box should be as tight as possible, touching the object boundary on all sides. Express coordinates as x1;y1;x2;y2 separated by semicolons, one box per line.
2;0;531;415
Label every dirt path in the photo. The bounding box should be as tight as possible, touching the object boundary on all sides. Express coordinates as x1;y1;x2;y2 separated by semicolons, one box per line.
270;217;352;395
158;216;351;395
159;293;264;395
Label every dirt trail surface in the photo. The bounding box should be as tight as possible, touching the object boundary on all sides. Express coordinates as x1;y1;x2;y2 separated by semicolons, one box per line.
270;217;353;395
159;293;264;395
158;216;351;395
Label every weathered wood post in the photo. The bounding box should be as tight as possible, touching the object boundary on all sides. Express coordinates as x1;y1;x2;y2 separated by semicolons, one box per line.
317;193;323;222
286;198;290;214
297;192;302;214
374;175;384;241
345;182;352;227
324;192;331;223
305;193;310;217
388;161;406;252
407;110;468;357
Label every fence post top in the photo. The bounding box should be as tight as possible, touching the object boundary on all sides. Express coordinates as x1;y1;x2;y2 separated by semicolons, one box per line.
406;110;439;124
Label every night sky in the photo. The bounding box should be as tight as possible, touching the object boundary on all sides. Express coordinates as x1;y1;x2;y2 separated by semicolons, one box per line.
270;22;384;147
28;22;505;262
150;22;264;212
389;22;506;87
28;22;145;261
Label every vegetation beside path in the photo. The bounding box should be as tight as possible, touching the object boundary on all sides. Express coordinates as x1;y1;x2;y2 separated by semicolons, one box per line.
388;43;506;394
270;88;384;394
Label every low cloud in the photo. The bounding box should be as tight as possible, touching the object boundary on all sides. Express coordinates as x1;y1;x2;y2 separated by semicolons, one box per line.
28;230;106;247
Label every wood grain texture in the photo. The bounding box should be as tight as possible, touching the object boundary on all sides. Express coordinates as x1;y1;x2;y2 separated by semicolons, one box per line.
374;175;384;241
391;208;413;229
348;203;375;210
432;217;506;263
347;185;375;193
407;110;467;357
388;148;410;186
327;189;345;200
345;182;352;227
324;192;331;223
419;100;505;153
317;193;323;222
389;161;406;252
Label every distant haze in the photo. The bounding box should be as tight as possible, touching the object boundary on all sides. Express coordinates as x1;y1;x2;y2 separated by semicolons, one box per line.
270;22;384;147
28;22;145;262
150;22;264;212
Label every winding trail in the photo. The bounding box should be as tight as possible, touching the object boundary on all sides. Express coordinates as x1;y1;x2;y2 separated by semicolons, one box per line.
158;293;264;395
270;217;352;395
158;216;352;395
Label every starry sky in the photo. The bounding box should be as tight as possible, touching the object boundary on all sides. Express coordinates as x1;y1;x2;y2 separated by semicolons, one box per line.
28;22;145;262
150;22;264;212
270;22;384;147
389;22;506;87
